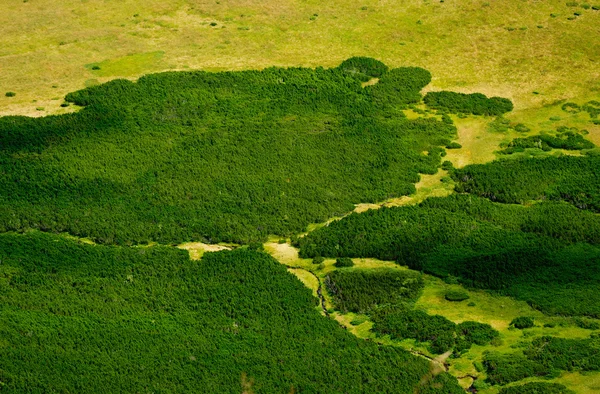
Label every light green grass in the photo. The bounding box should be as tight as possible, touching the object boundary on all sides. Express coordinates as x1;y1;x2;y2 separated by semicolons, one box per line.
1;0;599;119
85;51;166;77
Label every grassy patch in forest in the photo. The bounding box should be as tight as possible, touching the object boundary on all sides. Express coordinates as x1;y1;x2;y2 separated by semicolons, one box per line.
266;241;600;394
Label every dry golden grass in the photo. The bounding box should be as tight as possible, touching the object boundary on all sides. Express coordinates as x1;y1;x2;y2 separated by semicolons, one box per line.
1;0;599;118
177;241;230;260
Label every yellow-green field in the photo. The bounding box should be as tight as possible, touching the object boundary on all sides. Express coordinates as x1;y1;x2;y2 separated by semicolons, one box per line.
1;0;599;118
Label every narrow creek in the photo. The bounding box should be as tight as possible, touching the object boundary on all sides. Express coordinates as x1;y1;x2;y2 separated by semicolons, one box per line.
287;266;329;317
282;262;450;373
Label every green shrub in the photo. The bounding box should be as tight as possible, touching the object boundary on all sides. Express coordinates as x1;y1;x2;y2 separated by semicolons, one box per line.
334;257;354;267
562;102;581;113
483;352;548;385
367;67;432;107
511;316;535;329
574;318;600;330
0;232;464;393
372;307;457;354
453;155;600;212
312;256;325;265
0;59;456;245
5;91;16;97
581;3;591;9
457;321;499;346
349;316;367;325
524;336;600;371
372;307;498;354
446;141;462;149
338;56;389;80
584;100;600;118
298;191;600;317
445;290;469;301
441;160;454;171
499;131;595;154
488;116;511;132
513;123;530;133
566;1;579;6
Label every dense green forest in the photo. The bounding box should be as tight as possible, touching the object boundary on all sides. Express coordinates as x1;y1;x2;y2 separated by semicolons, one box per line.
0;232;464;393
423;91;513;116
324;269;423;313
297;194;600;316
0;58;458;245
484;335;600;385
453;155;600;212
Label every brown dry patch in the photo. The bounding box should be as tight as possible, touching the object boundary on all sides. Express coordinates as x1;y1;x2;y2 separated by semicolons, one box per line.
263;242;302;266
177;242;230;260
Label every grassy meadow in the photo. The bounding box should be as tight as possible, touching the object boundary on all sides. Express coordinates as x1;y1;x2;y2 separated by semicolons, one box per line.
1;0;599;118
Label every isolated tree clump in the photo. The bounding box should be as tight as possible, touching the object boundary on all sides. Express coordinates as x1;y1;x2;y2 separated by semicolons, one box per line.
510;316;535;329
424;91;514;116
334;257;354;267
337;56;389;80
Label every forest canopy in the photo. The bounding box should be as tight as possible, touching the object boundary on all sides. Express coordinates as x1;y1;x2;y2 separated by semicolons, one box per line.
0;58;457;245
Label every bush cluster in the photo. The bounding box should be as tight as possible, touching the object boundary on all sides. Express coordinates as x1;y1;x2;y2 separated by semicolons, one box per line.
499;129;595;154
324;269;423;313
424;91;513;116
485;335;600;385
510;316;534;329
371;306;498;354
499;382;574;394
453;155;600;212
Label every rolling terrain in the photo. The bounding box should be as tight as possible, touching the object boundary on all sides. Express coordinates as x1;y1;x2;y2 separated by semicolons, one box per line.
1;1;600;393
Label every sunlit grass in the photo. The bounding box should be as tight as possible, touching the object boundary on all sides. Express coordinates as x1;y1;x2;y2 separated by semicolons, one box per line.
1;0;599;119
